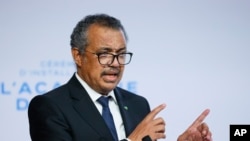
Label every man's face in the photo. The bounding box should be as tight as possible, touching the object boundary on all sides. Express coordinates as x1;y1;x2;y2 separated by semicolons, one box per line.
73;24;127;95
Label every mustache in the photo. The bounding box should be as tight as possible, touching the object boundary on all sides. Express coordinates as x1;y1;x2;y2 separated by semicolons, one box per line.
101;67;120;75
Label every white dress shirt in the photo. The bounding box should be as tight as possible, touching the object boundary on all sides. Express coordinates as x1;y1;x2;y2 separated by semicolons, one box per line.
75;73;126;140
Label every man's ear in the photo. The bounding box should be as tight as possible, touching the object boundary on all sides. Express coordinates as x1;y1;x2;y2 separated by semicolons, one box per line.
71;47;82;67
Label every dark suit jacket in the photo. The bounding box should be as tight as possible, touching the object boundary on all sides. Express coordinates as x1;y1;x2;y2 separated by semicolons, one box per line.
28;75;151;141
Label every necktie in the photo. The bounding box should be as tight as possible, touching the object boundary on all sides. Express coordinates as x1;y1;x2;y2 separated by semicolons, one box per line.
97;96;119;141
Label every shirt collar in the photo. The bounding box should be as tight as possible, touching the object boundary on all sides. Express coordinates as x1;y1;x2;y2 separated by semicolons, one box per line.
75;72;117;104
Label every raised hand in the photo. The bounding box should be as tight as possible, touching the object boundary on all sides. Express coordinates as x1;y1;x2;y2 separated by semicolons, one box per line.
177;109;212;141
128;104;166;141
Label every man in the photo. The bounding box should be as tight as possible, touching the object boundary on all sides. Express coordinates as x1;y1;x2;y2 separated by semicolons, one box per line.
28;14;212;141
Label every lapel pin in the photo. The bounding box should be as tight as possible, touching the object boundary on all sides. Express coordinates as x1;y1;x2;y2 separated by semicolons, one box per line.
124;106;128;110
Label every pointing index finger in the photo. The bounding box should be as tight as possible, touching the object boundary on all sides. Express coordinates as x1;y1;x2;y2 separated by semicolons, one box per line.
145;104;166;121
190;109;210;128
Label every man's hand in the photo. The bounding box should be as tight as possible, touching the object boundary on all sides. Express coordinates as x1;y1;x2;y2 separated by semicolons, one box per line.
177;109;212;141
128;104;166;141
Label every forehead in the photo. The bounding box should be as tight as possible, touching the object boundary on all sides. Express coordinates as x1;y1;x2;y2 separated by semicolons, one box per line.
87;24;127;51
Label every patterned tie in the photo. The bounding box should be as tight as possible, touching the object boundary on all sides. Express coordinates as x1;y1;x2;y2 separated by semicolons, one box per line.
97;96;119;141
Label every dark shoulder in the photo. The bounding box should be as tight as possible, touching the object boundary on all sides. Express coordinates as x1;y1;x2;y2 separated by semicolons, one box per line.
115;87;150;107
29;83;70;106
115;87;151;118
115;87;147;99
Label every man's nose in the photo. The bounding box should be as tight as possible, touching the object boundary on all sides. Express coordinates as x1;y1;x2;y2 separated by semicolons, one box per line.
110;56;120;67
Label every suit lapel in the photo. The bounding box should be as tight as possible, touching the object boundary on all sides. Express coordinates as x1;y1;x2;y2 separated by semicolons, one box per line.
67;75;114;140
114;88;135;136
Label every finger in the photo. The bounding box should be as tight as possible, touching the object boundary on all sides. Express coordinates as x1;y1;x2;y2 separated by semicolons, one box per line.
155;132;166;139
190;109;210;128
150;132;166;141
145;104;166;121
154;124;165;133
207;131;213;141
200;123;209;136
202;126;212;141
153;118;165;128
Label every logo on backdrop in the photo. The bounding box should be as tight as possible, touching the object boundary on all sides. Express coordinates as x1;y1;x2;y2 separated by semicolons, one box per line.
0;60;137;111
